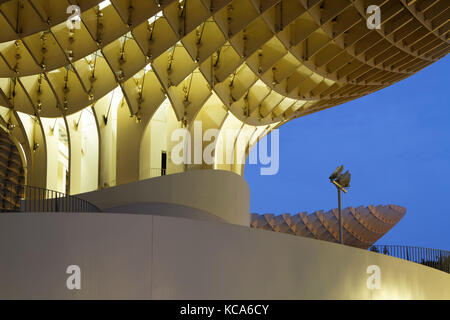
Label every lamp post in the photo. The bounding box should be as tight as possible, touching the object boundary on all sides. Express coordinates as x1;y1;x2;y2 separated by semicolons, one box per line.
329;165;351;244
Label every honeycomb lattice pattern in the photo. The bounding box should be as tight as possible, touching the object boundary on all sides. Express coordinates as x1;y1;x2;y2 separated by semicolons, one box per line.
251;204;407;249
0;0;448;188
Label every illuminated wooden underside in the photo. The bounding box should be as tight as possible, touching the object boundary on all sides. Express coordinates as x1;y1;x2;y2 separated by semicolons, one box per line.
0;0;448;191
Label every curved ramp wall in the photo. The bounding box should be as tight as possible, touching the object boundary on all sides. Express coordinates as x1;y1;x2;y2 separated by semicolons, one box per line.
0;212;448;299
77;169;250;226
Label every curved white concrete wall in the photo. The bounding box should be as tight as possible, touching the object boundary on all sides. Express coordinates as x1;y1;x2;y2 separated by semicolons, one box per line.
77;169;250;226
105;202;226;223
0;213;448;299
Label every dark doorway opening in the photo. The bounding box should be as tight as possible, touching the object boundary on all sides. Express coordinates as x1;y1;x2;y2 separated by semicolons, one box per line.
161;151;167;176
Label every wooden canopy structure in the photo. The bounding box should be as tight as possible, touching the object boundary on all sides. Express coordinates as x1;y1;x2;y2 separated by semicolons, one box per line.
0;0;448;192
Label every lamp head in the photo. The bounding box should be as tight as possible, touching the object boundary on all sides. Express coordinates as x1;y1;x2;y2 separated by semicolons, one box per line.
338;171;351;188
329;165;344;181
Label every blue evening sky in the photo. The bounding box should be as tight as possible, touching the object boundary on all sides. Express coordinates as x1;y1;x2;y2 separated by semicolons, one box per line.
244;55;449;250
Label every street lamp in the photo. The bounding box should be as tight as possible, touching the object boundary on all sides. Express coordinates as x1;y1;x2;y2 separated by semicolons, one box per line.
329;165;351;244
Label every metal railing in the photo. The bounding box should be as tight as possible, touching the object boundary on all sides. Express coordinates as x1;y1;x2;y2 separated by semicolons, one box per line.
0;179;100;213
369;245;450;274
